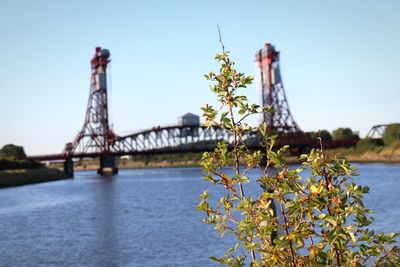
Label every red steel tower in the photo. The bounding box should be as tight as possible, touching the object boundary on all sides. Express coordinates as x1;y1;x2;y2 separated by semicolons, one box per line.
255;43;300;133
64;47;115;156
63;47;117;175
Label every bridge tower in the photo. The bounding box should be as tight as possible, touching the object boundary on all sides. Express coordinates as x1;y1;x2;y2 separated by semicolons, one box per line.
64;47;117;175
255;43;300;133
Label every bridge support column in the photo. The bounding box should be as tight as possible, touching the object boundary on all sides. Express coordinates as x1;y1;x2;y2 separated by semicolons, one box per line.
64;158;74;178
98;156;118;175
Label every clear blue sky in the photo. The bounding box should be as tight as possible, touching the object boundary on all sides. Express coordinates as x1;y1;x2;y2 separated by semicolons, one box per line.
1;0;399;155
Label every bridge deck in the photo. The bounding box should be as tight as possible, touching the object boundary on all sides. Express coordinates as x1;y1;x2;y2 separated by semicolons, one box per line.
29;124;359;161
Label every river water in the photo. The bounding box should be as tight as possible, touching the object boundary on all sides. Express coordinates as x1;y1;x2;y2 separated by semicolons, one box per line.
0;163;398;266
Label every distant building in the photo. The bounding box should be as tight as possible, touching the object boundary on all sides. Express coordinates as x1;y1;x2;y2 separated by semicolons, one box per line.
177;113;200;126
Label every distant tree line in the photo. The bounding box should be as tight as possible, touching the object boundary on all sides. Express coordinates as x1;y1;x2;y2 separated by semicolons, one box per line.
127;152;203;164
356;123;400;153
307;127;359;142
0;144;27;160
0;144;43;170
308;124;400;154
383;123;400;145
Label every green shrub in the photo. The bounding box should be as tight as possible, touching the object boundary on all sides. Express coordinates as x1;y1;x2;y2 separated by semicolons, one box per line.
309;130;332;142
198;50;399;266
0;144;27;160
332;128;359;141
355;138;378;154
383;123;400;146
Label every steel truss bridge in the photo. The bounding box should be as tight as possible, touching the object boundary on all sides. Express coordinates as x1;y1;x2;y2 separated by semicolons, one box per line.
31;123;352;162
29;45;358;175
32;125;234;161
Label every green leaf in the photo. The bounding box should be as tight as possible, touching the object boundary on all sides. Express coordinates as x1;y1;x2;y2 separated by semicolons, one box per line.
349;231;356;243
362;186;370;193
233;242;241;251
325;216;337;227
209;256;224;263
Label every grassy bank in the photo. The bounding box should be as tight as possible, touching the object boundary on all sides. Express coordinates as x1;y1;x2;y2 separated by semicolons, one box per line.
47;143;400;173
115;147;400;168
49;153;205;171
325;141;400;163
0;168;70;188
50;158;203;171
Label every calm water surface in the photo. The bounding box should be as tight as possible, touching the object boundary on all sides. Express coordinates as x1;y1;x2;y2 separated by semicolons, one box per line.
0;163;398;266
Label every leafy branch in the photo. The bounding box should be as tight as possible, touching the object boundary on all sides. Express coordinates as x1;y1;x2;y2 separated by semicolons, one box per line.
198;46;400;266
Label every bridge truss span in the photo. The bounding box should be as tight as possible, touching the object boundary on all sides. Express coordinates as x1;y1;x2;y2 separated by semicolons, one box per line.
113;125;234;155
28;43;363;177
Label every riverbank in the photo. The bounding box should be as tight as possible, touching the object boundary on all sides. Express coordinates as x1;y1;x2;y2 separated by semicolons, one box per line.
53;153;400;173
62;159;202;171
325;141;400;163
46;143;400;173
0;168;70;188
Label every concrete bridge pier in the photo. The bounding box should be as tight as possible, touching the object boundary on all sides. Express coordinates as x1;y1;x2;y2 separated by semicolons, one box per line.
64;158;74;178
98;156;118;175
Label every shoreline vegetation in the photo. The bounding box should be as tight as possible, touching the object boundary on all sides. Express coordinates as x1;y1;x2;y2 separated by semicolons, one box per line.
1;140;399;188
49;144;400;172
3;147;397;189
325;139;400;163
0;167;70;188
0;144;71;188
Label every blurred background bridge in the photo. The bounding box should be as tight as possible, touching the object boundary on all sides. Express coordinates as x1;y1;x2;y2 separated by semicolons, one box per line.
30;44;360;176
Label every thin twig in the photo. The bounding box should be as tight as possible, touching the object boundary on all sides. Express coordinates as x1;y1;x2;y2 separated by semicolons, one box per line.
217;24;225;53
318;136;342;266
280;201;297;267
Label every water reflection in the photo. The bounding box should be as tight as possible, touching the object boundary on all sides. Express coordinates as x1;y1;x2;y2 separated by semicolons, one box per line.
95;176;117;266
